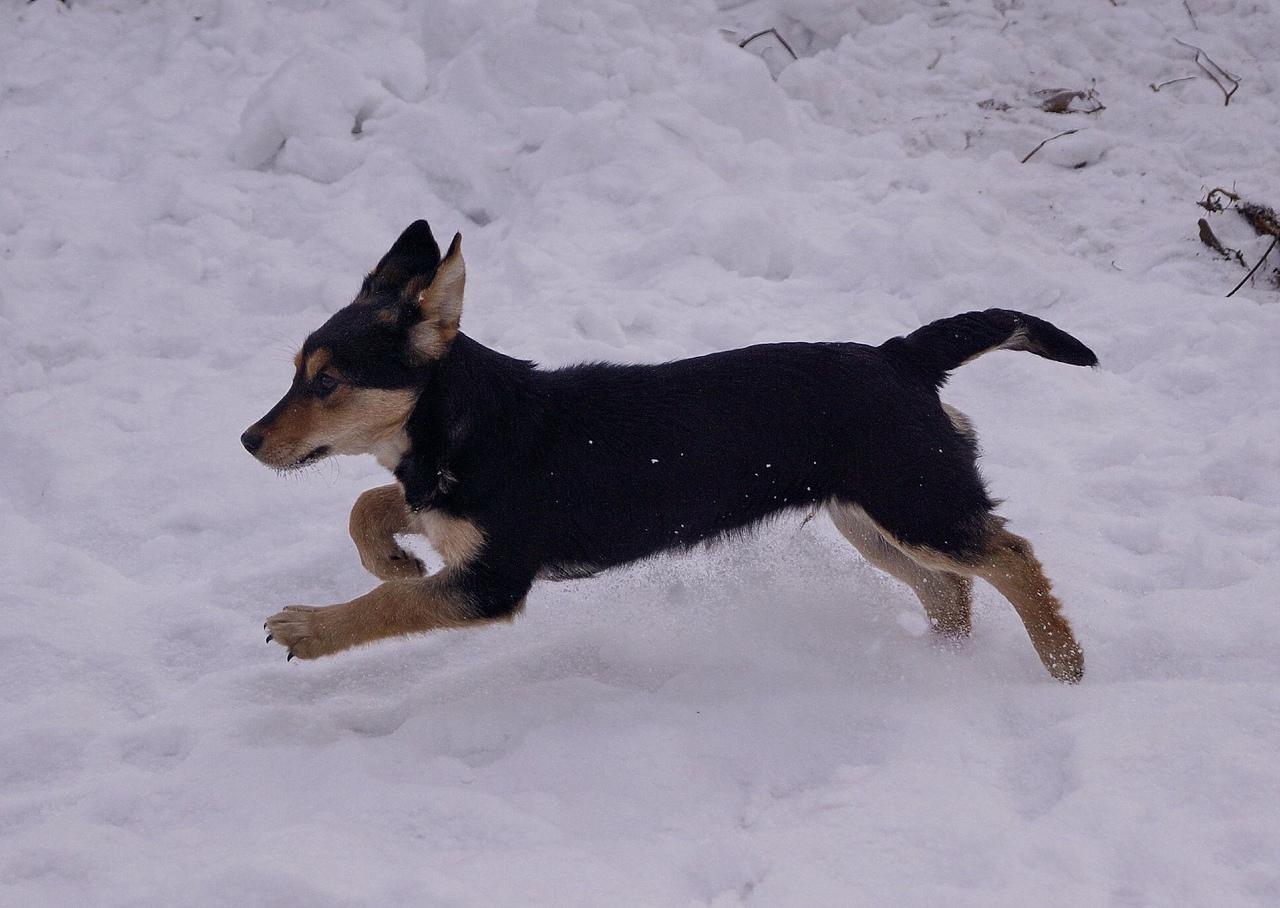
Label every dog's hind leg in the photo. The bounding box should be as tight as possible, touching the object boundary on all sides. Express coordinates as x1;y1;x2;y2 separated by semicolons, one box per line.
873;516;1083;683
963;523;1083;683
349;484;426;581
827;503;972;638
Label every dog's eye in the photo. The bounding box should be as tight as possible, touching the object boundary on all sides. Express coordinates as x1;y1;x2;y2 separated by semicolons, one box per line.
313;373;339;398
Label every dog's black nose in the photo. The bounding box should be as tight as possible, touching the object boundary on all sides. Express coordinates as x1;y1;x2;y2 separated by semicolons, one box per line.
241;431;264;454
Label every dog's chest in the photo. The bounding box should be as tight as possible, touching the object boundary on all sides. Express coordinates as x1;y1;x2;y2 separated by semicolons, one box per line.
371;432;411;472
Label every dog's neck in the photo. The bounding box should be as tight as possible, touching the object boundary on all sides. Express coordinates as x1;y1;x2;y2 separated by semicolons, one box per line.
392;334;539;511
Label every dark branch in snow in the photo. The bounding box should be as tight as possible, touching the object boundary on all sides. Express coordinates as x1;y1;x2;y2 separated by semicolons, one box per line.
1183;1;1199;30
1173;38;1240;106
738;28;798;62
1020;128;1080;164
1227;237;1278;298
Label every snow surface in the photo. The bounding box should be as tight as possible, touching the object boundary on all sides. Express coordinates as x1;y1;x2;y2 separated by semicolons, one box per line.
3;0;1280;904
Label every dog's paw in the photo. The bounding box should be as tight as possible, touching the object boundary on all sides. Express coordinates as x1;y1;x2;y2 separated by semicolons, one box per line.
359;546;426;582
265;605;345;661
1046;642;1085;685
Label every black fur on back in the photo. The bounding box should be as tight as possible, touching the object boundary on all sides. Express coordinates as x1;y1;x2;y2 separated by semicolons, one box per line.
400;322;1092;618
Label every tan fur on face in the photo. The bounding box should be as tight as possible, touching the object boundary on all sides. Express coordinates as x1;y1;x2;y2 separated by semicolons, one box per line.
253;385;418;469
303;349;331;381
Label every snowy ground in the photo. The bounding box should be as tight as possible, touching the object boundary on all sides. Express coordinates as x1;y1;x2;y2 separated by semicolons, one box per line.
3;0;1280;904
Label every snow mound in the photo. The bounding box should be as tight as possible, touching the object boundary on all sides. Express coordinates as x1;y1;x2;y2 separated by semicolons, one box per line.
230;45;385;181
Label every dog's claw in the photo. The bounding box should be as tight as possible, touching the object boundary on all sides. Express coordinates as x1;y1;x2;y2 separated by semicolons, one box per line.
287;651;295;662
266;634;273;643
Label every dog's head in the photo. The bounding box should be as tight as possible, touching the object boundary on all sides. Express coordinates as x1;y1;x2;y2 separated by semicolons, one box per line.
241;219;465;470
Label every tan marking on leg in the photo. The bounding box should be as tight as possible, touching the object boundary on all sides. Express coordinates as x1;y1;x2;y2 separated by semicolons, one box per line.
968;527;1084;684
417;510;485;568
829;506;1083;683
349;485;424;581
827;504;972;638
265;573;512;660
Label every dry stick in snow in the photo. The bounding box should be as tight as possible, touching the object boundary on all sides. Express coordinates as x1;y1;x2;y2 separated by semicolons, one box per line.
1151;76;1196;92
1021;128;1081;164
1183;0;1199;30
738;28;798;61
1227;237;1278;298
1173;37;1240;105
1198;187;1240;212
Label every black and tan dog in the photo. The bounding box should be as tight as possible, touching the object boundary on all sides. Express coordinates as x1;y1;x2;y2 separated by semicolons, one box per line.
243;220;1097;682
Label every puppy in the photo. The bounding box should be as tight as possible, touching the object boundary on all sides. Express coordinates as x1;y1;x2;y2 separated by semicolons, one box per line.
243;220;1096;682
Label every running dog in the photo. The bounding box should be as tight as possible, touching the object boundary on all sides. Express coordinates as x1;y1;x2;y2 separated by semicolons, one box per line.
242;219;1097;682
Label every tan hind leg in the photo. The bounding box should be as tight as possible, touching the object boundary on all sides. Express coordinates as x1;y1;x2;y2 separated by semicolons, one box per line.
966;525;1084;684
827;504;972;638
349;484;425;581
829;505;1083;683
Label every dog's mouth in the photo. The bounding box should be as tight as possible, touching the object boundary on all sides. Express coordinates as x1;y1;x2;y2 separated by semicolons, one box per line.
259;445;331;472
291;445;330;468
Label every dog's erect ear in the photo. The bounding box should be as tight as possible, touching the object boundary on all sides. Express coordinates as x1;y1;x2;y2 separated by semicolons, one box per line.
408;232;465;360
363;220;443;298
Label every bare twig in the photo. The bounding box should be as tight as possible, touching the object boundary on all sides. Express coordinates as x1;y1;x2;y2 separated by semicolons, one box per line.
738;28;798;61
1198;187;1240;212
1020;128;1081;164
927;49;942;71
1183;0;1199;30
1150;75;1196;92
1227;236;1278;297
1173;37;1240;105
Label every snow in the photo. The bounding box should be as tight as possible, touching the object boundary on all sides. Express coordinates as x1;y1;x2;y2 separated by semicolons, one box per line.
3;0;1280;904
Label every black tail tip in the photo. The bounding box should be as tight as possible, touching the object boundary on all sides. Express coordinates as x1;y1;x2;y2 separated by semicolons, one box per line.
1026;317;1099;369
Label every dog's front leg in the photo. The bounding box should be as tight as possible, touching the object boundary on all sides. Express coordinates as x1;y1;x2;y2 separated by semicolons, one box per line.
349;484;425;581
265;572;510;660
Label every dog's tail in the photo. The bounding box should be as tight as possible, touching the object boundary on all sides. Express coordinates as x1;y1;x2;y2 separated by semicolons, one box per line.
880;308;1098;388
